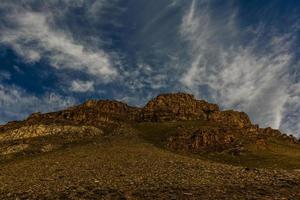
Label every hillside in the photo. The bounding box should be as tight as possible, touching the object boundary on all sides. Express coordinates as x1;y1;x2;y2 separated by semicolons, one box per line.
0;93;300;199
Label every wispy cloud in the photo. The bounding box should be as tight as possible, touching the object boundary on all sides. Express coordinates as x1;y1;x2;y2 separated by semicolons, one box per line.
0;0;121;124
0;3;118;82
70;80;95;93
179;0;299;136
0;84;76;124
280;83;300;136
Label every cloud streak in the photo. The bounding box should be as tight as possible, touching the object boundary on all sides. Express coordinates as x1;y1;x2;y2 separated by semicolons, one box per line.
179;0;300;136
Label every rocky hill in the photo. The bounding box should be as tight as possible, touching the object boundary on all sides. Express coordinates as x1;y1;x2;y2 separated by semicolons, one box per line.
0;93;298;157
1;93;300;199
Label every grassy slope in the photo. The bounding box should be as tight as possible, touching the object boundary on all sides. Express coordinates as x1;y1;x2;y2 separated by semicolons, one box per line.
134;121;300;170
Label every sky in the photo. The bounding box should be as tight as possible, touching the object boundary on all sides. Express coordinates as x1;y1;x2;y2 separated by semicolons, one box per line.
0;0;300;137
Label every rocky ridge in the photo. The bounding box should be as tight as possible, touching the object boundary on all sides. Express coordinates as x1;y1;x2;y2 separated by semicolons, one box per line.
1;93;300;200
0;93;298;156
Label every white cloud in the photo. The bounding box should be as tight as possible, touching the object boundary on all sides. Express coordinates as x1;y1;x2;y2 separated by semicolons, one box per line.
0;84;76;124
279;83;300;137
87;0;107;19
120;62;168;91
70;80;95;93
179;0;299;136
0;0;119;123
0;8;118;82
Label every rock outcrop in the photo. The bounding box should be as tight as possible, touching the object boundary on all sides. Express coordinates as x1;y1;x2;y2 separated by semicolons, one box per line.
167;125;261;154
0;125;103;156
0;92;297;156
140;93;219;122
0;100;140;133
140;93;253;129
0;93;254;133
40;100;140;125
0;124;103;142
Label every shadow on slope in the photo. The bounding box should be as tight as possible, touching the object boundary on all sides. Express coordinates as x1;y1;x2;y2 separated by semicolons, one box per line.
134;121;300;170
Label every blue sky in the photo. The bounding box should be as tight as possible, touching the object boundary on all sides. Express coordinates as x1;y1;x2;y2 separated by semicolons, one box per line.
0;0;300;137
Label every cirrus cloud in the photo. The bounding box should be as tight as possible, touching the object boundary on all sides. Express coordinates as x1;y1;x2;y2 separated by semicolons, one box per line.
179;0;300;136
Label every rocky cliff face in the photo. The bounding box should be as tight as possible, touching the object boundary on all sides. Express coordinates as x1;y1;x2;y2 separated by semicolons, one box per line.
0;100;140;133
140;93;218;122
167;125;263;154
0;93;251;132
0;93;298;156
0;124;103;142
0;125;104;156
0;93;253;132
39;100;140;125
140;93;252;128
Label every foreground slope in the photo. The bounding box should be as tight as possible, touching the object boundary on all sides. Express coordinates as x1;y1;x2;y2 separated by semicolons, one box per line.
1;136;300;199
0;93;300;199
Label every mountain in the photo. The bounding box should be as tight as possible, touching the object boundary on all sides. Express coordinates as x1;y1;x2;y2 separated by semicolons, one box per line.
1;93;300;199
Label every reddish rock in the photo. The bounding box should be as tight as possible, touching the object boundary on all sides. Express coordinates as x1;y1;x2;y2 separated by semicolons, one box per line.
140;93;219;122
209;110;252;128
1;100;141;131
1;92;297;150
167;127;238;152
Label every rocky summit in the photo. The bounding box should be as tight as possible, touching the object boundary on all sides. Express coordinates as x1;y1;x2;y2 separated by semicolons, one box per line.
1;93;300;199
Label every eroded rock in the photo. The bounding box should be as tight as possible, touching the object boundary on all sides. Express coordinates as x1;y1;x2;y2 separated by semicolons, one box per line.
140;93;219;122
0;92;297;156
0;125;103;142
0;144;30;155
167;126;240;152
